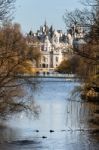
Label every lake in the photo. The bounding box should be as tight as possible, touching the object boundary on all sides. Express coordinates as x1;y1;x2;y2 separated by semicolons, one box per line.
0;79;99;150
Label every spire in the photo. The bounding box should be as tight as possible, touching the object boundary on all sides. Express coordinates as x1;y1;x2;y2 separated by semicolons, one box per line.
44;19;48;34
50;25;54;38
44;19;47;27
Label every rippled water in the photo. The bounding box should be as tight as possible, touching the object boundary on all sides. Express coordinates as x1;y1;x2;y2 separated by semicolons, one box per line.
0;80;99;150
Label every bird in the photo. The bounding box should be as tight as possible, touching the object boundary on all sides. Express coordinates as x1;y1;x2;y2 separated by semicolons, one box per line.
61;130;66;132
49;130;54;133
42;136;47;139
35;130;39;132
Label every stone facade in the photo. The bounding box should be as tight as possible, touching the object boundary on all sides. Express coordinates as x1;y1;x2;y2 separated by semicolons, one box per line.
27;21;75;72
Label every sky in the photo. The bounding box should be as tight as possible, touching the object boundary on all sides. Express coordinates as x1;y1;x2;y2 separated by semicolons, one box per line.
14;0;84;33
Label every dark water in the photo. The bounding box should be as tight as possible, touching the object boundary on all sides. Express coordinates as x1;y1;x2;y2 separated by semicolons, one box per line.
0;80;99;150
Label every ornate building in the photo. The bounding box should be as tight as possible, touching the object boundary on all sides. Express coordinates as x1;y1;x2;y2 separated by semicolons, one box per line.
27;21;74;73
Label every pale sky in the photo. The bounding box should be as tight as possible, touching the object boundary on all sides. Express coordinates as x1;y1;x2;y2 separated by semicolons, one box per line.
14;0;84;33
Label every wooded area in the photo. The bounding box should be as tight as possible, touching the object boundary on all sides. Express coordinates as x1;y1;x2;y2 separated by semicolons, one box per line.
57;0;99;100
0;0;41;118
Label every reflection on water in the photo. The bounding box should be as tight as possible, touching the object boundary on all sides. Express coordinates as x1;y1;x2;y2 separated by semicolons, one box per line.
0;80;99;150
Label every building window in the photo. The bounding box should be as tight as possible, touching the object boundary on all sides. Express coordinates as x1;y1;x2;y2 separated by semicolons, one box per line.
42;63;48;68
41;45;44;51
46;64;48;68
42;63;46;68
43;56;46;62
56;57;58;62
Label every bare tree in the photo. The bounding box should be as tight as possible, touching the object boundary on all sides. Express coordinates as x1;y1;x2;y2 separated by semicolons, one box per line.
80;0;99;6
0;0;15;21
0;23;41;118
63;9;93;28
63;0;99;98
0;0;41;118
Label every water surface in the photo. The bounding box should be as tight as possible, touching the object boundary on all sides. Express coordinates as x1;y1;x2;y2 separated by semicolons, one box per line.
0;79;99;150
